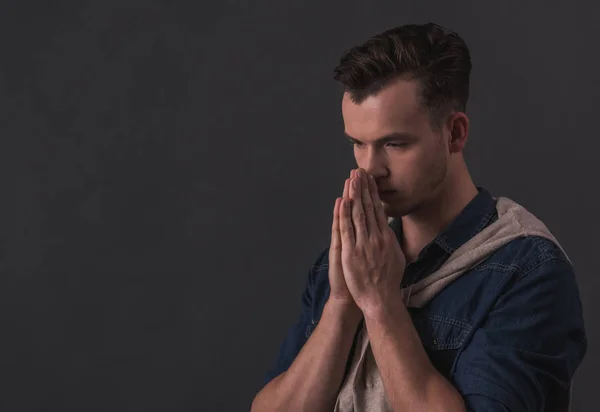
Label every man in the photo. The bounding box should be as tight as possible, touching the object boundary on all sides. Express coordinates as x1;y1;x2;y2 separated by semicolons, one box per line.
251;23;587;412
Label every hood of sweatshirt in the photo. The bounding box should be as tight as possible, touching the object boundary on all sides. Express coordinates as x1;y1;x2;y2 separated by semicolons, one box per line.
400;196;568;308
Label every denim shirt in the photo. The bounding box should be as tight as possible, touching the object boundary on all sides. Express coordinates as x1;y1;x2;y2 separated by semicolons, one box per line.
263;188;587;412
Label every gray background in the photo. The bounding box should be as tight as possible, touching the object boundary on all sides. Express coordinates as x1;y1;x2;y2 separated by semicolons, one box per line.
0;1;597;411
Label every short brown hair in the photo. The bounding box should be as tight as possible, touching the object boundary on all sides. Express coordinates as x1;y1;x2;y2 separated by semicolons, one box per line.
333;23;472;127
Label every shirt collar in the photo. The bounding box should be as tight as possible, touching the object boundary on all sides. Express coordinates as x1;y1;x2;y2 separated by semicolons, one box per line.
391;187;497;259
433;187;497;255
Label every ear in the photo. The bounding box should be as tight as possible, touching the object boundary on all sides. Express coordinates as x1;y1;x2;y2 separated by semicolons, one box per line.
446;112;469;153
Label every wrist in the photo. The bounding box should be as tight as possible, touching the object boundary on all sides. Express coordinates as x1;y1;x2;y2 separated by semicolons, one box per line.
362;294;406;324
324;298;362;325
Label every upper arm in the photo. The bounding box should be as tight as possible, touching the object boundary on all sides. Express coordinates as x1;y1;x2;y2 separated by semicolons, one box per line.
451;258;587;412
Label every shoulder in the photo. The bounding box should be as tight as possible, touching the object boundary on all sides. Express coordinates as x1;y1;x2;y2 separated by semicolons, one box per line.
467;234;580;315
486;234;572;278
303;246;332;318
310;246;330;273
483;235;584;341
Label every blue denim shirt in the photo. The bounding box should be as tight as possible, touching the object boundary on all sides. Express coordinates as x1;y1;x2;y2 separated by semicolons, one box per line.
263;188;587;412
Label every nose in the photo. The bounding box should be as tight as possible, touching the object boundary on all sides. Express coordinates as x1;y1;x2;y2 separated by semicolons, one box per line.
358;146;388;181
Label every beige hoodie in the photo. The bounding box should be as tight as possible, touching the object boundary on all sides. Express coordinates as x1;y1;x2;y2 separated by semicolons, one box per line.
334;196;569;412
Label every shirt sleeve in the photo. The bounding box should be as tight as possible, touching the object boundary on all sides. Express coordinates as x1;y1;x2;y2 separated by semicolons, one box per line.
262;248;328;386
451;258;587;412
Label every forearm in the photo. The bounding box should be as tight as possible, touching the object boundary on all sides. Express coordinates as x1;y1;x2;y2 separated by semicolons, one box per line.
252;300;362;412
363;301;465;412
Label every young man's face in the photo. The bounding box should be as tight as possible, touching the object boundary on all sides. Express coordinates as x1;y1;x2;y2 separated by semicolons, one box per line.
341;77;451;218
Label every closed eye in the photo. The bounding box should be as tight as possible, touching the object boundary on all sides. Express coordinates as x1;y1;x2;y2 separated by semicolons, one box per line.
386;142;409;148
346;136;412;149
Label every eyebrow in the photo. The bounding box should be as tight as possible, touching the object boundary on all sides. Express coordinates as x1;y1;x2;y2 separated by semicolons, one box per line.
344;132;416;144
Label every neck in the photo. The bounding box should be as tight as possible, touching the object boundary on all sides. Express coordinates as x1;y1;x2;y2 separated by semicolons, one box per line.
400;163;478;263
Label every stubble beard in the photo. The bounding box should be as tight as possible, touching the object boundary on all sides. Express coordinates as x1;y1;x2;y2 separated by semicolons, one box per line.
384;144;448;219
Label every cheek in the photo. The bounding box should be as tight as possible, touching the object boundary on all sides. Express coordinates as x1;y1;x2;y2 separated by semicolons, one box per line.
391;149;421;174
389;148;435;186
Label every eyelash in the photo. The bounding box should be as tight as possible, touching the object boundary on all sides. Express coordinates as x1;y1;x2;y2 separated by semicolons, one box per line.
348;140;407;148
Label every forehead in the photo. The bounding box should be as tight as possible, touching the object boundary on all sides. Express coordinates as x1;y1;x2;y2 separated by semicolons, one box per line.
341;78;429;137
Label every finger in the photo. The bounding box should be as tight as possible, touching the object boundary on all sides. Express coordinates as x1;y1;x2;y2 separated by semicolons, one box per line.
330;197;342;261
339;198;355;248
368;174;388;231
342;169;356;199
342;178;350;199
350;176;367;243
358;170;378;237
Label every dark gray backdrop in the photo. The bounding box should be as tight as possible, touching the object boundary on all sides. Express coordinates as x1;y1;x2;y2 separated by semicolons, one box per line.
0;1;597;411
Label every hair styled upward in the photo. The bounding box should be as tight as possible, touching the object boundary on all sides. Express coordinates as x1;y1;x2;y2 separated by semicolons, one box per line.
333;23;472;128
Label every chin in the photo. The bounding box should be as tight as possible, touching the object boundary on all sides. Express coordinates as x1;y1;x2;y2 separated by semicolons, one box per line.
383;196;423;218
383;202;410;218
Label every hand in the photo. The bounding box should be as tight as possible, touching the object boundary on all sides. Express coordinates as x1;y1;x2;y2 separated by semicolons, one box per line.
328;170;360;312
339;169;407;315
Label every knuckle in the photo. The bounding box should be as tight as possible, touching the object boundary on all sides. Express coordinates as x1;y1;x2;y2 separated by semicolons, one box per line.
371;236;381;249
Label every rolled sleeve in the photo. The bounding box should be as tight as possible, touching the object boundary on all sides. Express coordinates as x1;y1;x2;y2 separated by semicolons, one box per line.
452;258;587;412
